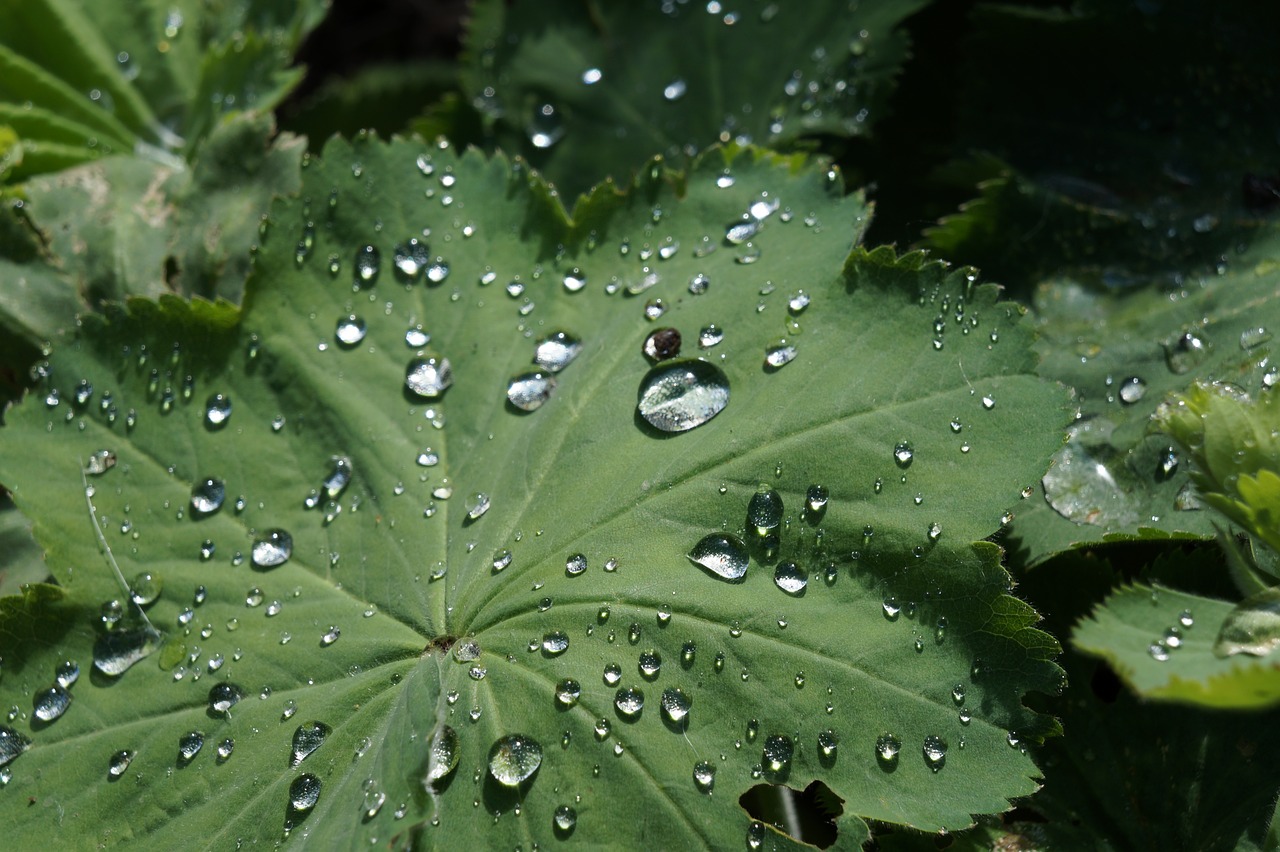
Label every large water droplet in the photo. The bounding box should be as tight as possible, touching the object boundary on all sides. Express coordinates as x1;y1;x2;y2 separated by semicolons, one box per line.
406;356;453;398
208;682;244;715
534;331;583;372
33;685;70;722
762;734;793;776
637;359;730;432
251;529;293;568
93;627;161;676
507;371;556;411
687;533;749;581
542;631;570;656
488;734;542;785
130;571;162;605
660;688;691;724
1213;588;1280;657
289;773;322;812
426;725;459;784
191;478;226;515
614;687;645;719
291;721;331;766
555;679;581;707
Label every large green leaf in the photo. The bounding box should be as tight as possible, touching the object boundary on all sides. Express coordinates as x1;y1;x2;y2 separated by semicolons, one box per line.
0;138;1066;847
453;0;927;199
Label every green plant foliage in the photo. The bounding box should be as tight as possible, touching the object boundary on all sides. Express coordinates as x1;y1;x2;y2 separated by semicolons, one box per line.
1074;583;1280;709
454;0;927;199
0;136;1067;847
0;494;47;596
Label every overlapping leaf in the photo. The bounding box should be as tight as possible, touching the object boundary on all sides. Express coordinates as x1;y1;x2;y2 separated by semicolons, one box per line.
0;138;1066;847
454;0;927;199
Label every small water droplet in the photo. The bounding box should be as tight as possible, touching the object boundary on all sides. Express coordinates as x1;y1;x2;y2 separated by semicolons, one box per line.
663;79;687;101
33;685;71;722
893;441;914;467
762;734;793;776
320;626;341;646
923;735;947;771
817;729;838;759
1240;327;1273;350
426;725;460;784
204;393;232;427
534;331;583;372
1164;331;1210;374
614;687;645;719
875;733;901;768
644;328;682;362
553;804;577;833
507;372;557;411
108;748;134;777
698;324;724;348
565;553;587;576
764;341;797;369
54;660;79;689
208;682;243;715
1118;376;1147;405
465;492;491;520
773;561;807;595
191;478;226;515
288;773;322;813
335;316;367;347
178;730;204;765
542;631;569;656
638;649;661;679
555;679;581;707
660;688;691;725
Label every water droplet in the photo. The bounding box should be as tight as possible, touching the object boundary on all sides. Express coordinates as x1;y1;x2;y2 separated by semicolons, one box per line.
491;549;512;571
1240;327;1273;350
762;734;793;775
638;650;662;679
406;356;453;398
773;561;807;595
747;483;783;542
54;660;79;688
553;804;577;833
875;732;901;768
0;726;30;768
208;682;243;715
488;734;542;785
405;326;429;348
534;331;583;372
603;663;622;686
637;359;730;432
565;553;587;576
698;325;724;348
93;627;160;675
335;315;367;347
426;725;459;784
204;393;232;427
465;492;491;521
108;749;134;777
688;533;749;581
817;729;838;759
614;686;645;719
191;478;226;515
1179;610;1195;628
320;626;341;646
354;245;381;284
1164;331;1210;374
393;239;430;281
893;441;914;467
644;328;682;362
542;631;569;655
528;103;564;149
1213;588;1280;657
251;529;293;568
803;485;829;522
33;685;71;722
127;571;161;606
660;688;691;724
507;372;556;411
923;735;947;771
663;79;687;101
688;273;711;295
1118;376;1147;405
178;730;204;764
692;760;716;793
291;721;331;766
1157;447;1179;479
289;773;322;812
555;679;581;707
764;341;797;369
562;268;587;292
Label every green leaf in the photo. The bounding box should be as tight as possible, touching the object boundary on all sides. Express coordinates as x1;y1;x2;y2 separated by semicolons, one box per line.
0;494;48;597
1073;583;1280;709
0;138;1066;846
457;0;927;199
1154;382;1280;555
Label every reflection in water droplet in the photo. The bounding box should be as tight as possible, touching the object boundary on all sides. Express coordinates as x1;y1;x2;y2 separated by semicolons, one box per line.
33;686;71;722
108;749;134;777
393;239;430;281
205;394;232;427
614;687;645;719
773;562;808;595
817;729;838;758
555;679;581;707
426;725;459;784
507;371;557;411
698;325;724;348
644;328;682;362
762;734;793;774
488;734;542;785
764;341;797;369
406;356;453;398
875;732;901;768
894;441;914;467
1213;588;1280;658
565;553;587;576
637;359;730;432
693;760;715;793
208;682;243;715
554;804;577;833
335;315;367;347
660;688;691;724
55;660;79;688
1163;331;1209;374
94;627;161;676
289;773;322;812
923;735;947;771
534;331;582;372
251;529;293;568
178;730;204;764
687;533;749;581
542;631;570;655
291;721;332;766
191;478;226;515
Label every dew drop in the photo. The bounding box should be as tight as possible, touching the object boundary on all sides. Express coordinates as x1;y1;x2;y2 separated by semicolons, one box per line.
1118;376;1147;405
426;725;460;784
534;331;583;372
565;553;587;576
542;631;569;655
693;760;715;793
644;328;682;362
291;721;331;766
553;804;577;833
817;729;838;759
764;341;797;369
507;372;556;411
108;749;134;777
637;359;730;432
698;324;724;348
465;492;491;520
762;734;793;775
208;682;243;715
289;773;322;812
54;660;79;688
406;356;453;398
191;478;226;515
1213;588;1280;657
687;532;749;581
923;735;947;771
251;529;293;568
488;734;542;785
204;393;232;427
178;730;204;764
335;315;367;347
660;688;691;724
773;561;808;595
893;441;914;467
555;679;581;707
33;685;71;722
875;732;901;768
